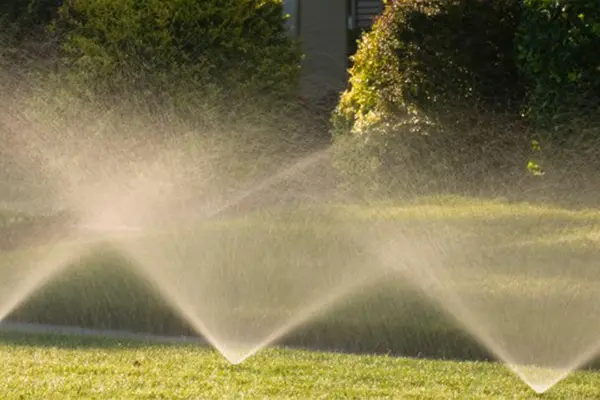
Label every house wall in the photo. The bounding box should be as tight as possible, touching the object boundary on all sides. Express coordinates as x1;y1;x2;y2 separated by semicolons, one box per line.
298;0;348;103
355;0;384;30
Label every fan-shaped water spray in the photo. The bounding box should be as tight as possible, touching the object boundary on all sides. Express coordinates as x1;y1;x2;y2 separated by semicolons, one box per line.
116;208;383;364
0;87;385;366
368;204;600;393
0;215;86;322
3;66;600;397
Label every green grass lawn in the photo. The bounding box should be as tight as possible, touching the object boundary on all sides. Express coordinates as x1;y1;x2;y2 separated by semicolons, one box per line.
2;196;600;396
0;330;599;399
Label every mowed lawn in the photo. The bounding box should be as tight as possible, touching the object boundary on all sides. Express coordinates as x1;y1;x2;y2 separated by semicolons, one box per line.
3;197;600;398
0;331;599;399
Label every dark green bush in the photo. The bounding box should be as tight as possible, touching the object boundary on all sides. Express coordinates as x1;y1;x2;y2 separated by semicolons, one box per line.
332;0;528;197
0;0;60;70
517;0;600;130
516;0;600;191
54;0;301;106
0;0;59;34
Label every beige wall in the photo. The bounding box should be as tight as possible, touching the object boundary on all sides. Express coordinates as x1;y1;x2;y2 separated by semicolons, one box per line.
299;0;348;102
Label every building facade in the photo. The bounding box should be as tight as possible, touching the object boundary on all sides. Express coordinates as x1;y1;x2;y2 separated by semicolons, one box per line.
283;0;384;103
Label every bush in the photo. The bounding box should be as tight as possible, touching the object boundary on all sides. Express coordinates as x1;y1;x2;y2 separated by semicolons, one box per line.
516;0;600;193
0;0;60;71
517;0;600;130
332;0;528;197
0;0;59;35
53;0;301;106
2;0;321;183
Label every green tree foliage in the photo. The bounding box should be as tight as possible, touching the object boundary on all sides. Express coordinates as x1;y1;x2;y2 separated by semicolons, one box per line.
518;0;600;127
0;0;61;76
53;0;301;106
517;0;600;182
0;0;59;35
332;0;526;195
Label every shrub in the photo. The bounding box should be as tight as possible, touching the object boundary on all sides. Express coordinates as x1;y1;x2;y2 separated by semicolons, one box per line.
516;0;600;191
332;0;527;197
0;0;60;70
0;0;59;35
517;0;600;130
53;0;301;106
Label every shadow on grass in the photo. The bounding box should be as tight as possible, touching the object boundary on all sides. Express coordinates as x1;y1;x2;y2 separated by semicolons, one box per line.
0;329;205;350
1;265;495;364
0;249;492;362
2;204;600;371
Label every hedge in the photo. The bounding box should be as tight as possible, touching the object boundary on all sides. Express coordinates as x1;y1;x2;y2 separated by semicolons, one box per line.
515;0;600;189
52;0;301;106
517;0;600;129
0;0;59;36
331;0;527;197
